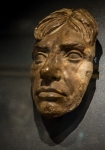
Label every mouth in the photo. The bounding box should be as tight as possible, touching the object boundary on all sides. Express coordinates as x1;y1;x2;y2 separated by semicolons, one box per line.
36;88;66;101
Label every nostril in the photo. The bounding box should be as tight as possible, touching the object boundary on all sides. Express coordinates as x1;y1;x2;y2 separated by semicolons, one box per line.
41;79;52;86
52;76;60;81
52;71;61;80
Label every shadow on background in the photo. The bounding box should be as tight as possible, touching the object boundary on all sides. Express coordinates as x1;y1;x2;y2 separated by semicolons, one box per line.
33;40;102;145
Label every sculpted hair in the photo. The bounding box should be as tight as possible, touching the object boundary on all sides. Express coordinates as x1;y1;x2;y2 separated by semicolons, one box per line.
34;8;98;45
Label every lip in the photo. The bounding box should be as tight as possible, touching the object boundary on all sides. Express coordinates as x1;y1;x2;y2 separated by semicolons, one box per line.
36;88;66;102
36;88;66;97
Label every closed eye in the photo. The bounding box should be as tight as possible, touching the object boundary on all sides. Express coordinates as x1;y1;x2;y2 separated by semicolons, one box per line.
34;52;47;64
66;50;83;62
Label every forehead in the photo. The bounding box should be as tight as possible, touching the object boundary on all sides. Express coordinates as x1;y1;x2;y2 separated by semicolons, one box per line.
35;23;88;49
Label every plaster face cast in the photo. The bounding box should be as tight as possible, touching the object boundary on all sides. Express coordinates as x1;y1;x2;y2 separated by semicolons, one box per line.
30;8;98;118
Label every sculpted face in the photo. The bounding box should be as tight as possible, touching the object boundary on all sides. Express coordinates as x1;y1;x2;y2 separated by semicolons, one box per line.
30;23;95;118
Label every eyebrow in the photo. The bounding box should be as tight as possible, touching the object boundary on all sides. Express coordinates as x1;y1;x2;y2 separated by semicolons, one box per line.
60;43;85;52
33;43;85;53
33;45;49;53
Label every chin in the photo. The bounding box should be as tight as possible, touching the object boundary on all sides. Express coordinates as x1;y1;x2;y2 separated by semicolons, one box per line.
34;95;83;118
36;102;67;118
40;111;63;118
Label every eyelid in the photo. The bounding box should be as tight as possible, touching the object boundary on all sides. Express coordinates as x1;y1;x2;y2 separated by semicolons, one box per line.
34;52;47;64
66;50;83;57
33;51;48;60
35;52;47;56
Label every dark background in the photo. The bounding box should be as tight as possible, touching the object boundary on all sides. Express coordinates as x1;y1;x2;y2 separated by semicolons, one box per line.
0;0;105;150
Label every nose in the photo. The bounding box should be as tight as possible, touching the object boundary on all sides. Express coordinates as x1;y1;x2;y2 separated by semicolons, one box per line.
40;61;61;81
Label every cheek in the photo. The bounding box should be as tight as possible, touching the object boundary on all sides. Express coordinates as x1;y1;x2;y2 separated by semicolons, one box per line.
30;64;41;83
62;64;80;94
63;61;93;98
30;64;42;95
76;61;93;84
